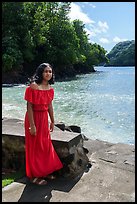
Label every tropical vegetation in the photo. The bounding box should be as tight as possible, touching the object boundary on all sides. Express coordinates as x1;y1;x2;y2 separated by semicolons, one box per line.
2;2;108;83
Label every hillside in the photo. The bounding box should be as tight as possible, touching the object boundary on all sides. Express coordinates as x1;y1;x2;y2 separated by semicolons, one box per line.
105;40;135;66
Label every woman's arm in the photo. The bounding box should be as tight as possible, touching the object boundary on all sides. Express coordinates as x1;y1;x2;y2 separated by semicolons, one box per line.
48;102;54;132
27;102;36;135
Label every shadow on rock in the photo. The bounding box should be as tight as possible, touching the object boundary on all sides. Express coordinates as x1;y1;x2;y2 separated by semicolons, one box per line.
18;173;84;202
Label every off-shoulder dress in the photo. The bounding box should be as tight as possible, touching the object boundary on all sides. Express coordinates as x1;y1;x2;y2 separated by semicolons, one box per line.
24;86;63;178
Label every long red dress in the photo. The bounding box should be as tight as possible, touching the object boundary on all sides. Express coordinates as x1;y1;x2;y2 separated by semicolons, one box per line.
24;86;63;178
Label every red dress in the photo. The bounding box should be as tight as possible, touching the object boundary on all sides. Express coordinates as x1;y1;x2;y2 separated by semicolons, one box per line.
24;86;63;178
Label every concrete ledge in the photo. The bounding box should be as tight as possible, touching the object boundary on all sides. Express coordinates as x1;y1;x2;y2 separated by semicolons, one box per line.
2;118;82;145
2;118;25;137
2;118;90;177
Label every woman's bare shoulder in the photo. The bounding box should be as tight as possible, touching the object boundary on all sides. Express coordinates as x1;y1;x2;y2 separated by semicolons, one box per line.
49;85;53;89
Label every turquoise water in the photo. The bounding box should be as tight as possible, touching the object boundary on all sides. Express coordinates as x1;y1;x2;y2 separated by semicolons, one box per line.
2;66;135;144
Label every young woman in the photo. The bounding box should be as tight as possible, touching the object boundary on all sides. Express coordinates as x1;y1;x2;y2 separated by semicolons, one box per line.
24;63;63;185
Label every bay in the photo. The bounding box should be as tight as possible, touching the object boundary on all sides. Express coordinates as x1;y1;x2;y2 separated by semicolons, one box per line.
2;66;135;145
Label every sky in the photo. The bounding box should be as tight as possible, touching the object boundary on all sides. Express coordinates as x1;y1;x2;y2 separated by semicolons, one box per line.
68;2;135;53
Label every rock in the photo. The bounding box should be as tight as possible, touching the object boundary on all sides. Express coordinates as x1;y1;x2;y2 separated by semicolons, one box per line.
55;122;65;131
2;84;14;87
2;118;91;178
81;133;89;141
55;123;81;133
2;121;135;202
65;125;81;133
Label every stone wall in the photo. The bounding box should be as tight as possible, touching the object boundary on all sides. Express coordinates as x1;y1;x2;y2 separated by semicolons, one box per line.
2;118;91;178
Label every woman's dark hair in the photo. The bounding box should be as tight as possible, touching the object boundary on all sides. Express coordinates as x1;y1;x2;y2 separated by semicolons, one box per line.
29;63;55;85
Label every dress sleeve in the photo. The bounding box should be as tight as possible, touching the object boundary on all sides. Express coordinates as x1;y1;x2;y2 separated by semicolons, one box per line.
24;86;54;104
51;88;54;101
24;86;33;103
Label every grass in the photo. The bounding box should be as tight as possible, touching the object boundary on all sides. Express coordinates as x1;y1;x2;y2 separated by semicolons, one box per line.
2;169;25;188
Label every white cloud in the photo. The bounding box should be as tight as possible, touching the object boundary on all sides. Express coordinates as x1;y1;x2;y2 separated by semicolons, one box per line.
83;2;96;8
113;36;128;43
85;20;109;38
98;21;109;33
91;40;96;44
84;28;97;38
81;5;85;8
99;38;110;44
68;3;110;47
89;3;96;8
68;3;95;24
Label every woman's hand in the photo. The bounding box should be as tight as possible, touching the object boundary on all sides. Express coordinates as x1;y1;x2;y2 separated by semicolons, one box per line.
29;125;36;136
50;122;54;132
30;82;39;90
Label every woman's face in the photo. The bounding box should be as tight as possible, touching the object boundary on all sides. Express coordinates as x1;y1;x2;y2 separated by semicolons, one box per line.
42;66;52;81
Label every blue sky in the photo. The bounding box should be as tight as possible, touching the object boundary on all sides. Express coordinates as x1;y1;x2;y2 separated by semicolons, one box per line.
68;2;135;53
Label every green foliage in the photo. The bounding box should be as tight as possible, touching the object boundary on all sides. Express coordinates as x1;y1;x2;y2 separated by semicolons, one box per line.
2;2;108;79
2;169;25;188
72;20;108;73
106;40;135;66
2;36;23;71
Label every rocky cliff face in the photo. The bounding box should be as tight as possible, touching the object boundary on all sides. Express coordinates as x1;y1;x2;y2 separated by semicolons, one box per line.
105;40;135;66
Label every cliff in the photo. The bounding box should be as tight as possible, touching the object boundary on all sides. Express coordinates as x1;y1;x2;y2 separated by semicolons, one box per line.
105;40;135;66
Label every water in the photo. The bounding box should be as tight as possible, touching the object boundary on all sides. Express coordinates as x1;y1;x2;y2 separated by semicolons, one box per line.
2;66;135;145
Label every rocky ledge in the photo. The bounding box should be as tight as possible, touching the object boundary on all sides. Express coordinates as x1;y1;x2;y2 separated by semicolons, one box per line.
2;118;135;202
2;118;91;178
